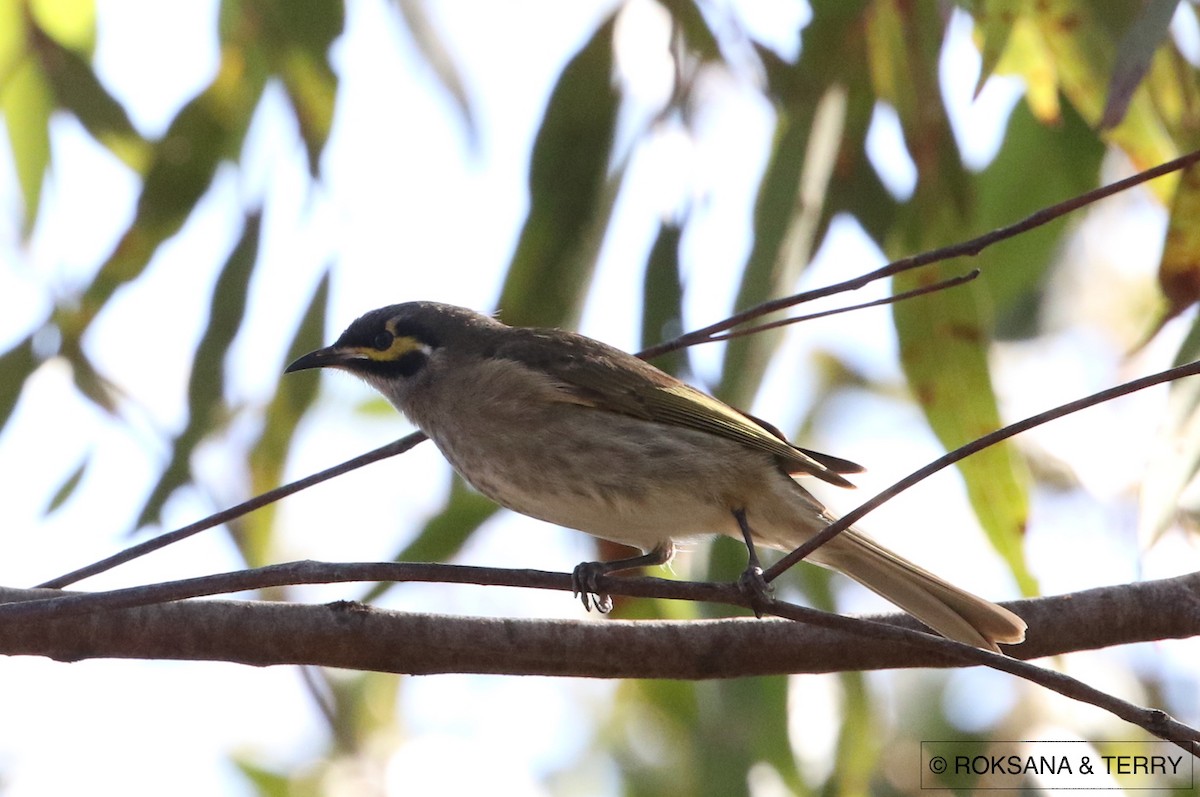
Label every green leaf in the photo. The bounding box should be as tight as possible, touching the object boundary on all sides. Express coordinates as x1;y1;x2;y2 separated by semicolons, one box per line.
60;334;119;414
399;476;497;565
258;0;343;174
1;56;53;234
29;0;96;52
1033;0;1177;197
72;50;265;333
974;99;1104;338
394;0;476;145
695;678;795;797
718;5;865;409
640;221;686;376
829;671;880;793
859;1;1036;592
497;14;620;329
658;0;722;63
231;759;290;797
1157;161;1200;323
1100;0;1180;130
0;334;37;436
137;210;262;529
28;17;149;171
969;0;1020;97
716;117;812;408
240;270;332;566
44;455;88;515
893;267;1036;595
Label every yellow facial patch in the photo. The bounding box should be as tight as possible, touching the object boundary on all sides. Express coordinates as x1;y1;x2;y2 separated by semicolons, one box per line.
352;335;432;363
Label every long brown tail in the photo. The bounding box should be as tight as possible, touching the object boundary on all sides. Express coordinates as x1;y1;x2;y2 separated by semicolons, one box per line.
810;530;1027;652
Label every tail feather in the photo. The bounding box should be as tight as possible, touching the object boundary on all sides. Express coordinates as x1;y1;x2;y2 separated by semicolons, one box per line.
809;530;1027;652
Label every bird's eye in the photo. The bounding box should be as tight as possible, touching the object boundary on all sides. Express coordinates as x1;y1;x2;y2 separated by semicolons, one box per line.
373;331;394;350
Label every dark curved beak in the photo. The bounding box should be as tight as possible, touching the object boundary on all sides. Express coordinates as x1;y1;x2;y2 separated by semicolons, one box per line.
285;346;351;373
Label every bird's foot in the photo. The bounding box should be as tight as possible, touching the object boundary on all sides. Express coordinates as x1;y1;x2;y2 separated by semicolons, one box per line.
571;561;614;613
569;544;674;613
737;565;774;618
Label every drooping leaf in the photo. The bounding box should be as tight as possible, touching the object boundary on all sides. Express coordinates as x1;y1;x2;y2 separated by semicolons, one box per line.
43;454;88;515
715;3;868;408
0;334;37;436
974;99;1105;338
640;221;687;376
969;0;1020;97
136;210;262;529
27;17;149;171
59;334;119;414
394;0;476;145
1142;37;1200;142
828;670;879;794
1033;0;1177;197
1157;161;1200;323
71;48;266;334
1100;0;1181;130
695;677;798;797
497;14;621;329
240;270;332;566
399;475;498;566
894;267;1036;595
994;12;1063;124
28;0;96;52
1;53;53;234
658;0;722;63
231;759;290;797
881;1;1035;593
256;0;343;174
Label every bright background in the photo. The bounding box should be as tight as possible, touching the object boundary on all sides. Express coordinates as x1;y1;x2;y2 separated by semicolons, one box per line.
2;1;1199;794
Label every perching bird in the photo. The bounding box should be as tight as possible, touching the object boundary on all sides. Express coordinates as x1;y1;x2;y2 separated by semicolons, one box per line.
286;301;1026;651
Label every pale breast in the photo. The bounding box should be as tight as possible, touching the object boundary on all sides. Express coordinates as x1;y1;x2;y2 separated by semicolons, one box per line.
407;358;770;550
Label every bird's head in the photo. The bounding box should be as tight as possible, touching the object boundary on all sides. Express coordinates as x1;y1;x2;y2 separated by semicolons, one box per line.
285;301;503;406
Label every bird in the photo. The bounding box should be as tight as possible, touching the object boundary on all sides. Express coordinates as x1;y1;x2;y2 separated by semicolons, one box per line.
285;301;1026;651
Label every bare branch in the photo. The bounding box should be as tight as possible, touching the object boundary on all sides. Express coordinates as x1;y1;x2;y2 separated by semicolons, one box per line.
766;358;1200;581
2;570;1197;754
706;270;980;343
36;433;429;589
639;147;1200;359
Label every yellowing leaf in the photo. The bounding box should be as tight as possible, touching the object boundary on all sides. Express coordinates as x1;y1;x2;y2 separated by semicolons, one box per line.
894;266;1037;595
995;14;1062;124
1158;162;1200;321
1033;0;1178;199
29;0;96;52
1;58;53;233
970;0;1020;97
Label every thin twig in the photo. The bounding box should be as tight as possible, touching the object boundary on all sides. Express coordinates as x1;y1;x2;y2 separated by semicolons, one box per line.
35;433;428;589
707;270;980;342
764;358;1200;581
764;600;1200;757
639;147;1200;360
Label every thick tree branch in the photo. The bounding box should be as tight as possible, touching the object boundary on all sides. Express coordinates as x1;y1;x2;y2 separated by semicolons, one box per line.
0;566;1190;672
2;568;1198;751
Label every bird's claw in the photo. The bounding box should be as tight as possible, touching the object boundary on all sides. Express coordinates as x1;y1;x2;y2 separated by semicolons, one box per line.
571;561;613;613
737;565;773;618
